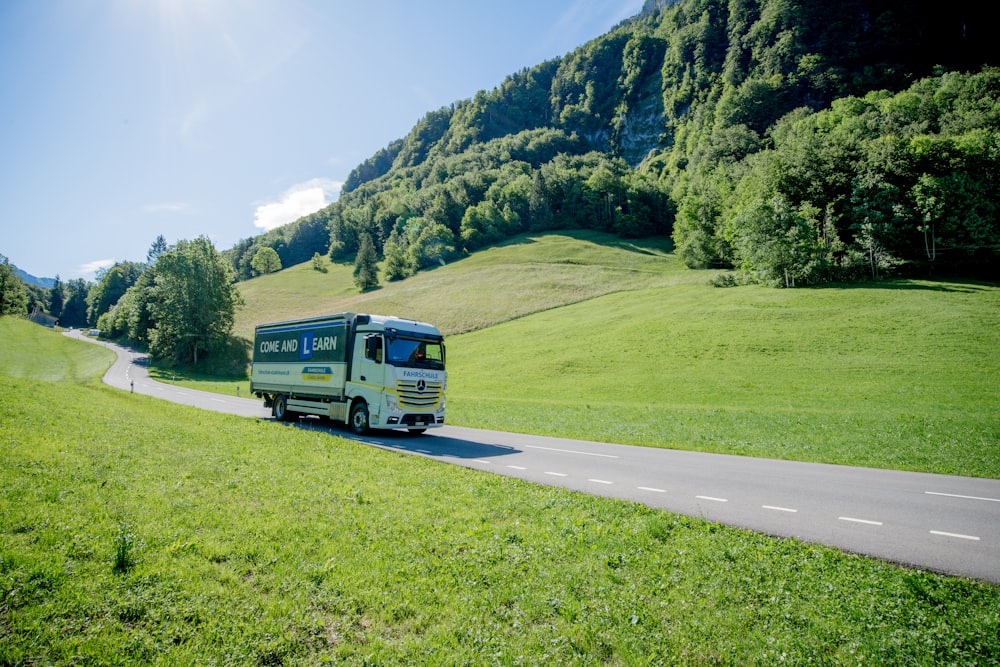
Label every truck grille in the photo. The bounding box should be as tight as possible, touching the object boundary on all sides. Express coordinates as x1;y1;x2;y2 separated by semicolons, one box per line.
396;379;442;409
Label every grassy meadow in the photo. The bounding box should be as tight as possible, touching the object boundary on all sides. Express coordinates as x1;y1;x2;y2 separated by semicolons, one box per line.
233;232;695;340
228;231;1000;479
0;317;114;382
2;323;999;664
448;280;1000;478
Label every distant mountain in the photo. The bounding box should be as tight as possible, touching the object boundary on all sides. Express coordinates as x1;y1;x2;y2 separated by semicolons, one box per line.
14;267;55;289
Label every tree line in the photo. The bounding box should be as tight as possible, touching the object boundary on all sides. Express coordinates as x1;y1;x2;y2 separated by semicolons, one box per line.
671;69;1000;285
2;237;245;372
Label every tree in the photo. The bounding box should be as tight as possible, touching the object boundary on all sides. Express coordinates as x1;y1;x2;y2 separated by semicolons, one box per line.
87;261;144;326
0;255;28;316
726;196;822;286
460;201;510;250
48;275;64;319
250;246;282;275
408;220;457;269
311;252;328;273
148;236;243;366
852;222;899;280
382;227;415;281
107;268;157;343
353;233;379;291
60;279;90;328
146;235;168;265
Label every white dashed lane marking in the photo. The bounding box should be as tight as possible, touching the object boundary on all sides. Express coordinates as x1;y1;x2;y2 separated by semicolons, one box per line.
926;491;1000;503
839;517;883;526
763;505;798;513
524;445;618;459
930;530;981;541
447;456;990;560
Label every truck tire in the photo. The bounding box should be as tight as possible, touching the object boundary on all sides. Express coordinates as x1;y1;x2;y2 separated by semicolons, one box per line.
272;394;291;422
349;400;370;435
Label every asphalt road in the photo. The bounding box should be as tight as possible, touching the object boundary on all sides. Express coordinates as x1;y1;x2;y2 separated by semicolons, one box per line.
68;331;1000;584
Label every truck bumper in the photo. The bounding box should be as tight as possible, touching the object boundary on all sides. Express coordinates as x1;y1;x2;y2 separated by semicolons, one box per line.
385;413;445;428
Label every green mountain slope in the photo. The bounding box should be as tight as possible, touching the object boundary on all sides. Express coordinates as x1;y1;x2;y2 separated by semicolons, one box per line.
225;0;998;285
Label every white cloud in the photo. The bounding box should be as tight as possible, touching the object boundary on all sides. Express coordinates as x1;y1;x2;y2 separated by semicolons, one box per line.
78;259;115;279
253;179;342;231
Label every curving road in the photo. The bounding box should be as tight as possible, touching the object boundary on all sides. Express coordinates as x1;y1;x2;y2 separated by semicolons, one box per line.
68;331;1000;584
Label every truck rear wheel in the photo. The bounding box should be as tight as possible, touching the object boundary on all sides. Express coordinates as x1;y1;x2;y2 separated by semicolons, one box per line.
349;400;370;435
272;394;291;422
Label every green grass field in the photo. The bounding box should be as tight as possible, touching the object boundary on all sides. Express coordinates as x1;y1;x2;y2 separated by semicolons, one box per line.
448;280;1000;478
0;318;114;382
227;231;1000;478
3;242;1000;663
2;357;998;664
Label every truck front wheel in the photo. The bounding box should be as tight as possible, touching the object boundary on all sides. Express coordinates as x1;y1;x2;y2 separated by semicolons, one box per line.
272;394;291;422
349;400;370;435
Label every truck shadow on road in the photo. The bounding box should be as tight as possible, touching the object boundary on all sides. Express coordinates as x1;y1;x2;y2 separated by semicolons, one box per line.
274;417;521;460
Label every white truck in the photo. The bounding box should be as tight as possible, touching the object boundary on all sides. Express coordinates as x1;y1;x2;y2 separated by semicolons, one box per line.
250;313;446;434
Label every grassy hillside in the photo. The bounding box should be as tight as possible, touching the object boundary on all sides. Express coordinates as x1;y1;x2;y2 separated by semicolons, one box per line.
233;232;1000;479
234;231;696;340
0;317;114;382
449;281;1000;478
2;366;998;664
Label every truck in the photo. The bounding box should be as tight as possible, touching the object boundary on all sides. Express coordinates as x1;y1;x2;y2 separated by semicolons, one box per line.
250;313;446;434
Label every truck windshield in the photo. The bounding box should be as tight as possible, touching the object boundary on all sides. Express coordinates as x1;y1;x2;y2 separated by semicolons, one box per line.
386;337;445;370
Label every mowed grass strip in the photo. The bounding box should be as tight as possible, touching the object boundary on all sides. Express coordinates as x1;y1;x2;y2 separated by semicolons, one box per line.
448;281;1000;479
2;373;998;665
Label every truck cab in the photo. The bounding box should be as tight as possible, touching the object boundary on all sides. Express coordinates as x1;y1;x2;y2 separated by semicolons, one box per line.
346;315;446;434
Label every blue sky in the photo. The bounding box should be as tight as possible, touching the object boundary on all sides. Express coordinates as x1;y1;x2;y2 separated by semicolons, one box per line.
0;0;644;281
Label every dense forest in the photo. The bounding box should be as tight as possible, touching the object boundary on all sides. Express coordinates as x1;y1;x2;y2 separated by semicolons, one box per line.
223;0;997;286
